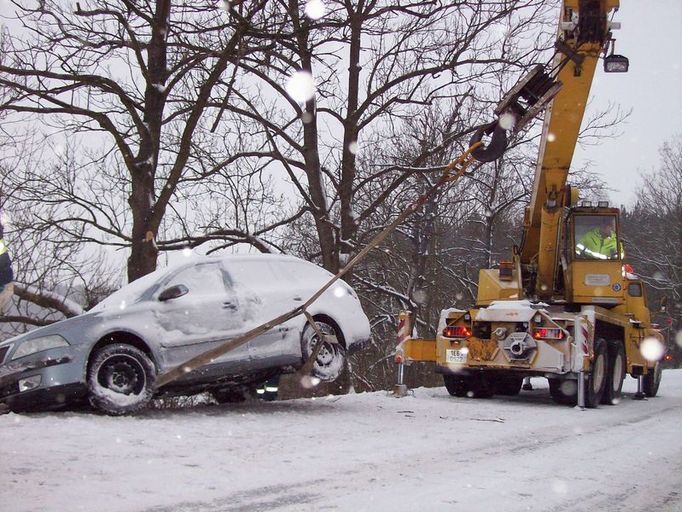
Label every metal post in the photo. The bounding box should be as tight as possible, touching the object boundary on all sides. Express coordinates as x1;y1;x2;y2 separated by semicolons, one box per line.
393;311;411;397
633;375;646;400
577;371;586;409
394;362;407;397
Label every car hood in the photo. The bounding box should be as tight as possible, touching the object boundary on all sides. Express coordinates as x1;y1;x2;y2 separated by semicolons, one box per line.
0;310;106;349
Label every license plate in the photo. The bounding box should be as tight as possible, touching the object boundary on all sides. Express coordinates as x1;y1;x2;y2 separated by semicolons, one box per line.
446;349;467;364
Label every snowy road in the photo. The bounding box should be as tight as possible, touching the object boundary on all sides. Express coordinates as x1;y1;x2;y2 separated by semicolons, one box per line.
1;370;681;512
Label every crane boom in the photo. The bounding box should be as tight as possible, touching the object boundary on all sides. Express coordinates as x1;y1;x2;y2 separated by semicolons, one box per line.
519;0;621;296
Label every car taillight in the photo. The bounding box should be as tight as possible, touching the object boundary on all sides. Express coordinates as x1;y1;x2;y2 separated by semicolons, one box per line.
443;325;471;338
533;327;564;340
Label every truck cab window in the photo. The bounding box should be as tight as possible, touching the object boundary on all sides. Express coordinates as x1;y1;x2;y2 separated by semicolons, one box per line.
574;215;620;260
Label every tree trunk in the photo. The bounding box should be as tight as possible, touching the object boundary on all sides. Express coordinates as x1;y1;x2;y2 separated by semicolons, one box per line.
338;10;363;275
127;0;170;282
291;0;336;272
128;167;159;282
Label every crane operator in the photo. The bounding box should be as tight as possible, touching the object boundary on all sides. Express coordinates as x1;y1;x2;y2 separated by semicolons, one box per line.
576;216;619;260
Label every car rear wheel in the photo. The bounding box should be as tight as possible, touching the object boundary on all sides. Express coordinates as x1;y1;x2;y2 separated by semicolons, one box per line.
87;344;155;415
301;321;346;381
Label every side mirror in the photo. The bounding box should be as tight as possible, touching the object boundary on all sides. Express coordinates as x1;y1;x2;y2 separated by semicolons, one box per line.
158;284;189;302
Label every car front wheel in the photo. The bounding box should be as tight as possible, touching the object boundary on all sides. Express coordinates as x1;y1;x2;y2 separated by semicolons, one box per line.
301;321;346;381
87;344;155;415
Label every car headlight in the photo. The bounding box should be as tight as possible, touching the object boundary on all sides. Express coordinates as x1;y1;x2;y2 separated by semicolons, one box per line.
11;335;70;360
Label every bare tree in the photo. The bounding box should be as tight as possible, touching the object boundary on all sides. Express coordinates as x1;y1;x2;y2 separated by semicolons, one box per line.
219;0;556;274
0;0;288;285
621;135;682;365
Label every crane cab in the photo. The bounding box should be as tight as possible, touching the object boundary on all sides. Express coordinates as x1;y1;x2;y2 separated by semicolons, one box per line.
561;206;625;306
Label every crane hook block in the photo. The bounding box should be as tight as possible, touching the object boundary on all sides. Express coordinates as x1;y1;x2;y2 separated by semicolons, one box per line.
470;121;508;163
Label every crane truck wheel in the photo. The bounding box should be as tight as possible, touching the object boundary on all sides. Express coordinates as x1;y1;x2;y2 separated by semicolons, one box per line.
469;373;494;398
642;361;662;397
493;376;523;396
584;338;608;408
443;374;494;398
549;378;577;406
601;340;626;405
443;375;468;397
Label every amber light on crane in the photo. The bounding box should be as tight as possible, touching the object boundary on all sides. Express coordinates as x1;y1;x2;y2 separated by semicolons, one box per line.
443;325;471;338
533;327;564;340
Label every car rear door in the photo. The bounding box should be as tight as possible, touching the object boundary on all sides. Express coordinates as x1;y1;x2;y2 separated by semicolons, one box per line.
224;259;300;363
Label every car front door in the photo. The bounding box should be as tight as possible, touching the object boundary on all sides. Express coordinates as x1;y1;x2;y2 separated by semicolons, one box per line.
153;262;250;369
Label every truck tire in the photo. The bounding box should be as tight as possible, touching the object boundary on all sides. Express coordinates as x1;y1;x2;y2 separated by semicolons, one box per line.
494;377;523;396
584;338;607;408
601;340;625;405
470;373;494;398
643;361;662;397
549;378;577;406
443;375;468;397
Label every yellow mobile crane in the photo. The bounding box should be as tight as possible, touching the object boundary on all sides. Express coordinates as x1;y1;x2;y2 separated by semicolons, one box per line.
398;0;664;408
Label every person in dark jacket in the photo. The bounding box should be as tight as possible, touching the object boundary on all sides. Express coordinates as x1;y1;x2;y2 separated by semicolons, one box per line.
0;219;13;312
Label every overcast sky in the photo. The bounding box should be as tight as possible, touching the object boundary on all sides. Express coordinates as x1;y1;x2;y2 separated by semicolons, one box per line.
574;0;682;207
1;1;678;209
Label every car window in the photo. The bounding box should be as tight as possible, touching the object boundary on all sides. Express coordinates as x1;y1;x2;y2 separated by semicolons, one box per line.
281;260;331;285
163;263;228;296
225;260;282;288
91;266;172;311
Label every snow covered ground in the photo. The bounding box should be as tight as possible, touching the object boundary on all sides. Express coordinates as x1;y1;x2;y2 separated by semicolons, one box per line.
2;370;681;512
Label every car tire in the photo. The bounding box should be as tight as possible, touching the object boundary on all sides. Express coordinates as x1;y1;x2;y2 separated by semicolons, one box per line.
601;340;625;405
301;321;346;381
643;361;662;397
87;344;155;415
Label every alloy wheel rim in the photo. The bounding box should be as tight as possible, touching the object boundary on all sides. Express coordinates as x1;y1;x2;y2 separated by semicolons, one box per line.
98;354;146;395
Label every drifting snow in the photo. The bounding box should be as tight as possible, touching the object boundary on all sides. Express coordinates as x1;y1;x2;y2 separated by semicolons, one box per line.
2;371;681;511
285;70;315;103
304;0;326;20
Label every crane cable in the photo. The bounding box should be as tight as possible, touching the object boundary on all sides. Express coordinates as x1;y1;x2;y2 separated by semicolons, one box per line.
155;142;482;389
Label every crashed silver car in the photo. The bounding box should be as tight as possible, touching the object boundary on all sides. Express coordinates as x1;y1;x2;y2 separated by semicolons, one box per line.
0;254;371;414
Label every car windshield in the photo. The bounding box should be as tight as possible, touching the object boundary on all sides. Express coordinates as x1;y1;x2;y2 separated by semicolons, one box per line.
90;266;172;312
